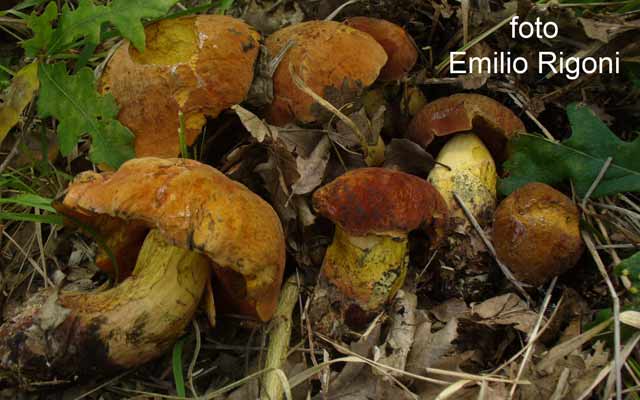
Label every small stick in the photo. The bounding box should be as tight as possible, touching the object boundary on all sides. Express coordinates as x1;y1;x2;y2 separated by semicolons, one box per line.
453;192;532;303
261;275;300;400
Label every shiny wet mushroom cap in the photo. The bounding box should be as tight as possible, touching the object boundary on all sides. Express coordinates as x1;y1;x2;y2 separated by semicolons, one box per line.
100;15;260;157
265;20;387;125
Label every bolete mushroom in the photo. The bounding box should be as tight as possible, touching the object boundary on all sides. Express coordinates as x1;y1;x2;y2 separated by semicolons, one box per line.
264;20;388;125
0;158;285;381
100;16;260;157
344;17;417;81
310;167;448;330
492;182;584;285
408;93;525;160
427;133;498;299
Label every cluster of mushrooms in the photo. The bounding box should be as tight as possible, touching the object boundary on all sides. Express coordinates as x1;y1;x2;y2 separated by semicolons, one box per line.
0;15;583;382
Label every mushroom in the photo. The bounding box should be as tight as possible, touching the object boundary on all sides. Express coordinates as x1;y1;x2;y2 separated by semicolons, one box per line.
100;16;260;157
0;158;285;381
311;167;448;330
344;17;417;81
408;93;525;160
427;133;498;299
264;20;388;125
492;182;584;285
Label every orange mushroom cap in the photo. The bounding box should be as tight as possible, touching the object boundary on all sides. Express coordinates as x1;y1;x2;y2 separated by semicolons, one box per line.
344;17;417;81
408;94;525;158
265;20;387;125
312;167;449;246
100;16;260;158
62;158;285;321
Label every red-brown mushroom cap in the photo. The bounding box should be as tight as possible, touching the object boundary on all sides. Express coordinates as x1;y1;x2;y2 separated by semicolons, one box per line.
344;17;417;81
62;157;285;321
312;167;449;246
100;15;260;158
265;20;388;125
408;94;525;159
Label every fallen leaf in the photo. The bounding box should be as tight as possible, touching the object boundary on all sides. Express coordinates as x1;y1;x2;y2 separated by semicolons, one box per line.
292;135;331;195
233;104;278;143
0;63;39;146
471;293;537;333
500;103;640;198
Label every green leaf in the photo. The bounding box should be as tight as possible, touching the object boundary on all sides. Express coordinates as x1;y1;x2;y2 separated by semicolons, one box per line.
500;103;640;198
22;2;57;57
37;63;134;168
0;193;55;212
48;0;110;54
172;336;186;397
0;212;63;225
109;0;179;51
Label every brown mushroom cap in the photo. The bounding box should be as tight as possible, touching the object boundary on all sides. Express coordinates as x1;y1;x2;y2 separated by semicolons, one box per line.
265;20;387;125
312;167;448;246
408;94;525;159
492;182;584;286
100;15;260;158
62;157;285;321
344;17;417;81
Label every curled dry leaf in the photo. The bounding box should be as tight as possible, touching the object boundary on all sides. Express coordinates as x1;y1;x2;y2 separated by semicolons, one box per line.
100;15;260;157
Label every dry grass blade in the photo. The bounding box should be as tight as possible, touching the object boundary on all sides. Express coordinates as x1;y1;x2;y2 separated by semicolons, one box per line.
582;231;622;400
508;277;557;399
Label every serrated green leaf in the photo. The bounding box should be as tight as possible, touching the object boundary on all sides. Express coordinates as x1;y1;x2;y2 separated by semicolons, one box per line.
48;0;110;54
500;103;640;198
37;63;134;168
22;2;57;57
110;0;179;51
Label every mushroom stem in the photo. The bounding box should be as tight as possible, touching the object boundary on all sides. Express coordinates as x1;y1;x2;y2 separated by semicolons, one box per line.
0;229;210;382
318;226;408;327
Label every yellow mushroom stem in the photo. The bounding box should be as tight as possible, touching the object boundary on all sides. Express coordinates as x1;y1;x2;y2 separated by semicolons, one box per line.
321;226;409;312
428;133;497;226
0;229;210;381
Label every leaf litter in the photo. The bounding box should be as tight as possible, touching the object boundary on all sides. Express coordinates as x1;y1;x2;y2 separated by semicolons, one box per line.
0;0;640;399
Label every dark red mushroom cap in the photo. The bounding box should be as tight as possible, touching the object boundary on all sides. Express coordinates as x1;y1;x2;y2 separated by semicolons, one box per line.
312;167;449;246
408;94;525;160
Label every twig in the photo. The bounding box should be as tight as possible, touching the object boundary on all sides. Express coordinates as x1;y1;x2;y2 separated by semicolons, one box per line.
582;231;622;400
508;277;557;399
261;275;300;400
453;192;532;303
581;157;613;210
325;0;361;21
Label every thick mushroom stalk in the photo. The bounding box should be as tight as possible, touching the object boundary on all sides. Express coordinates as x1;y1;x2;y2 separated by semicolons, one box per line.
427;133;498;299
0;158;285;383
0;229;210;382
310;168;448;332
